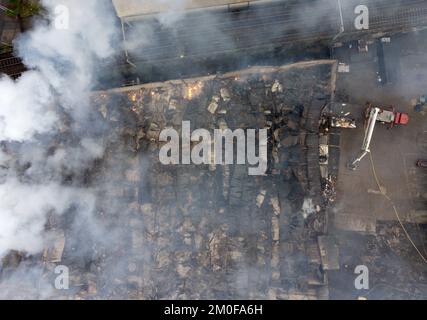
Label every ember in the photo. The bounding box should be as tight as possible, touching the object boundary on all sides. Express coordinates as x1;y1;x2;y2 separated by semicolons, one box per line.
185;81;204;100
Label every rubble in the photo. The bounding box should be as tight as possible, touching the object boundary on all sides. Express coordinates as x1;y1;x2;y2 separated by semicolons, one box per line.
318;236;340;271
323;175;337;204
207;96;220;114
43;230;66;264
1;61;339;299
330;116;356;129
329;222;427;300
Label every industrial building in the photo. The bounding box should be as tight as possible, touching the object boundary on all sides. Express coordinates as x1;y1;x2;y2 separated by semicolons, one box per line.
0;0;426;301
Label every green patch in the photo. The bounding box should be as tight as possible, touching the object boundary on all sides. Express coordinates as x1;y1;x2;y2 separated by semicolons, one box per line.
6;0;40;18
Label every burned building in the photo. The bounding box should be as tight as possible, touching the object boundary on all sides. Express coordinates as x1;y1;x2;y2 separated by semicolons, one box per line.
1;60;338;299
1;0;427;302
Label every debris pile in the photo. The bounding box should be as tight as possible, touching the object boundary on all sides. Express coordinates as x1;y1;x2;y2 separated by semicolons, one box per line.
1;61;338;299
329;222;427;300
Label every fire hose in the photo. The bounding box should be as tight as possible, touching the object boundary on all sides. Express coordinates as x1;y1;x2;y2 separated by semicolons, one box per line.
369;152;427;264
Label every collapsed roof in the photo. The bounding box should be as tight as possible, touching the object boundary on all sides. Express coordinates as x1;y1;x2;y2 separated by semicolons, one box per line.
1;60;338;299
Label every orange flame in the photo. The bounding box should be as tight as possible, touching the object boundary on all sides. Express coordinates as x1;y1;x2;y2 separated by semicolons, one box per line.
185;81;204;100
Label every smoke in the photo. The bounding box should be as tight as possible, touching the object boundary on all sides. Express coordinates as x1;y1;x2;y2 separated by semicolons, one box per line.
0;0;119;280
17;0;118;121
0;72;56;141
1;0;424;300
0;180;95;257
0;263;55;299
155;0;188;26
124;0;237;62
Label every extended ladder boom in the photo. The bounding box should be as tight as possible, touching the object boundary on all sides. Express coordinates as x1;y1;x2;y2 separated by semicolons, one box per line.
349;107;380;170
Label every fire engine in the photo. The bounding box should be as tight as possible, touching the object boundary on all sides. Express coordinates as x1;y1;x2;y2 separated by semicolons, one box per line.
349;103;409;169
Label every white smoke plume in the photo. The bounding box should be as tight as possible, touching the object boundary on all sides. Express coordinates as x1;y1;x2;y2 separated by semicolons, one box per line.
0;0;119;261
0;180;95;257
0;72;56;141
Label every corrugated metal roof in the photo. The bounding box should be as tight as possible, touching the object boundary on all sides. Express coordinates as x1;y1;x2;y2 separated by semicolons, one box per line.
112;0;260;18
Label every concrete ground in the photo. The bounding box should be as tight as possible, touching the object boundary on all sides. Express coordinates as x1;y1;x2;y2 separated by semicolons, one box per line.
336;106;424;223
328;30;427;299
333;30;427;229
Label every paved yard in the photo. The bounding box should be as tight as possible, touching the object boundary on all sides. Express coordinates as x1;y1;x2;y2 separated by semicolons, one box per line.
334;31;427;229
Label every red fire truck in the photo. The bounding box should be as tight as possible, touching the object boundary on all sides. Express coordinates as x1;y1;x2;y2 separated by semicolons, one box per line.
366;103;409;128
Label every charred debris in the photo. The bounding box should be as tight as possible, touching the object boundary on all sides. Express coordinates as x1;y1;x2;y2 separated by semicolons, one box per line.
1;60;342;299
1;57;425;299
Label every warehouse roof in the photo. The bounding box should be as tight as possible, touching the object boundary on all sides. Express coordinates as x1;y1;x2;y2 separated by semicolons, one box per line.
112;0;265;19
